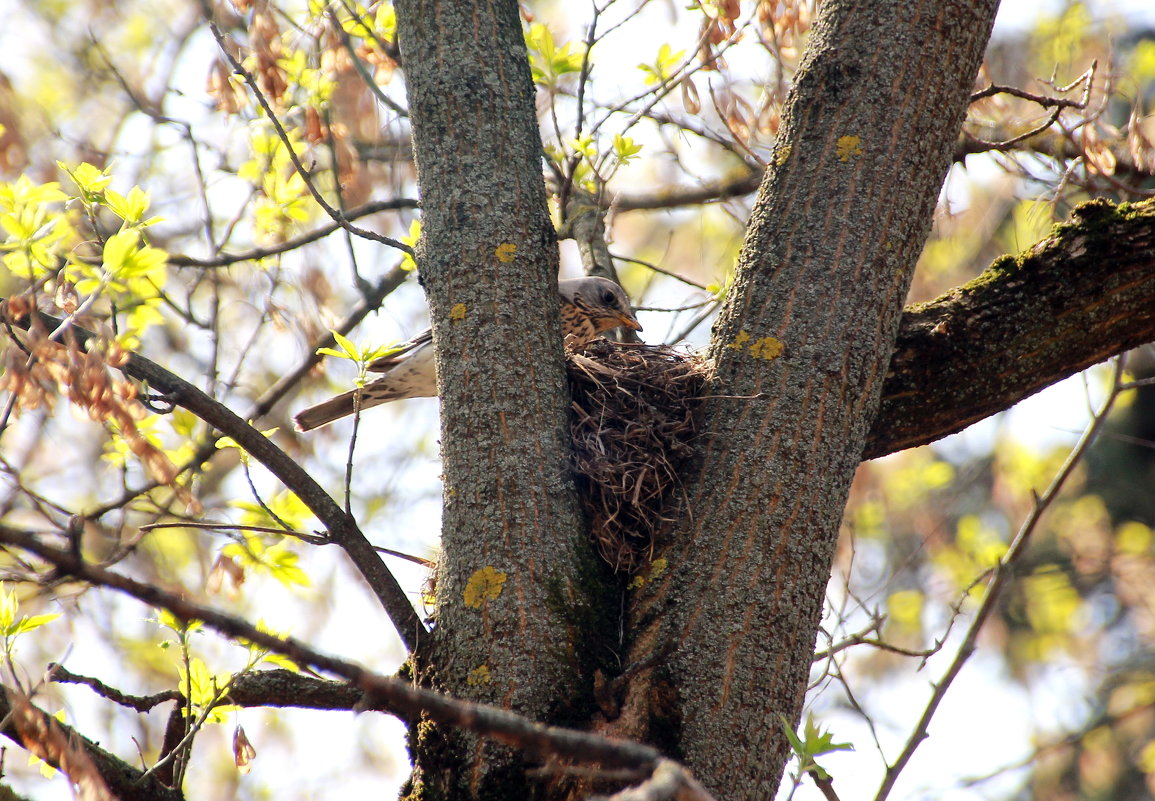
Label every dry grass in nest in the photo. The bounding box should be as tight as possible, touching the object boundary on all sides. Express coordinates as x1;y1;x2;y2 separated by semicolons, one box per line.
567;340;710;573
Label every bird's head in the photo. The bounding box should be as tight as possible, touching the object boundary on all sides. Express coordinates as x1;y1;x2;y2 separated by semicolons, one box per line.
560;276;642;336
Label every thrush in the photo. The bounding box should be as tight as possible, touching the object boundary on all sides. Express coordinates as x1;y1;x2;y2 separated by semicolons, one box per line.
294;276;641;431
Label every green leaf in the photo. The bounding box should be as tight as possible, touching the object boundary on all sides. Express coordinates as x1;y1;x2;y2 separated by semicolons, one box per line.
0;586;17;630
400;218;421;271
101;229;139;274
8;612;62;637
315;347;350;359
331;329;359;360
319;331;392;370
638;43;685;85
570;133;597;160
215;428;280;463
374;3;397;42
155;607;202;635
613;133;643;165
59;161;112;200
0;586;61;640
262;652;300;671
179;657;237;723
779;714;854;781
526;23;585;88
105;186;159;226
223;532;312;589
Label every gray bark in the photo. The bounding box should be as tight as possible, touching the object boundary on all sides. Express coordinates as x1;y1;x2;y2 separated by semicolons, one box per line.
395;0;613;794
616;2;1001;797
868;197;1155;458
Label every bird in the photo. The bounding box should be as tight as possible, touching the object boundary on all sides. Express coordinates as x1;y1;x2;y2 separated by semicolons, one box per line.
294;276;641;431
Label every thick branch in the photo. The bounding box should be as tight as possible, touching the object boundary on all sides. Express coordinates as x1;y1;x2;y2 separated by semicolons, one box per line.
54;662;708;801
0;684;183;801
866;197;1155;459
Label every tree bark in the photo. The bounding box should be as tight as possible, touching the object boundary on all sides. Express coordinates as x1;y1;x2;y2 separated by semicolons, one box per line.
617;2;1001;797
868;196;1155;458
395;0;614;796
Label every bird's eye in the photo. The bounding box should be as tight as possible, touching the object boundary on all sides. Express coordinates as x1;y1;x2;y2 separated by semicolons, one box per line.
602;289;616;305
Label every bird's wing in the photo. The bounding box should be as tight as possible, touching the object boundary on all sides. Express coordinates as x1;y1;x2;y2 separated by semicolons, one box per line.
367;328;433;372
294;336;438;431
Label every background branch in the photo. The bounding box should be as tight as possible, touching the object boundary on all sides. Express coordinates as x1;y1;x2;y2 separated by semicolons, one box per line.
2;308;426;651
0;683;183;801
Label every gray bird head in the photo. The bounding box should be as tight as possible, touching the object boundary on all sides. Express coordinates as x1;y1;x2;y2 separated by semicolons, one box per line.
559;276;642;334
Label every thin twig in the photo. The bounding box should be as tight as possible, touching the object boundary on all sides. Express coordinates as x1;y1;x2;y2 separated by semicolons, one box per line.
47;664;180;712
166;201;417;268
139;521;328;545
201;7;412;255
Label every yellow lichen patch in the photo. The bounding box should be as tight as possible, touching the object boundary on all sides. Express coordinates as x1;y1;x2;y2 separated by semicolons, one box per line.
726;330;751;350
748;337;784;360
774;144;792;167
463;566;506;608
449;303;467;323
466;665;491;686
494;242;517;262
627;557;668;590
726;331;783;360
835;135;863;162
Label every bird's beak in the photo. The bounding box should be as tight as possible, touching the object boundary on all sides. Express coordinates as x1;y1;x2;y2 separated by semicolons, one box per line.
614;310;643;332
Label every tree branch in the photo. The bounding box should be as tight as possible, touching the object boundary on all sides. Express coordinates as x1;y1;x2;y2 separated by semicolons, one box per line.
866;197;1155;459
0;524;670;776
0;683;183;801
612;170;763;212
48;664;181;712
165;198;418;268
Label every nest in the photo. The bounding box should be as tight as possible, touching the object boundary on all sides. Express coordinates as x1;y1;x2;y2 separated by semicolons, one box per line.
567;340;710;573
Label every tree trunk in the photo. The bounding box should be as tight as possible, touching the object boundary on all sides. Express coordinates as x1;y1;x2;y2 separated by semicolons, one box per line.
396;1;616;796
616;2;1001;797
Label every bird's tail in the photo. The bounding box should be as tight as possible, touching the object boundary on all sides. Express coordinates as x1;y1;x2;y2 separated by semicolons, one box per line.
294;387;395;431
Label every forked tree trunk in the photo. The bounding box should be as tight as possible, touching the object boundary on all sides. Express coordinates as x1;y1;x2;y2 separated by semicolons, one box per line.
396;0;1001;798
